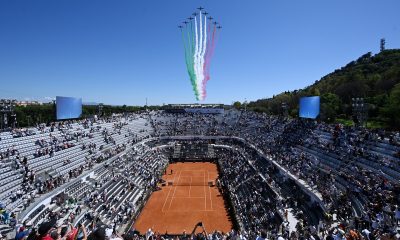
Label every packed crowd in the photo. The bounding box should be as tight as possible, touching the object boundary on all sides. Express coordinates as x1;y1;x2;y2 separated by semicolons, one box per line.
1;145;169;240
227;111;400;239
1;109;400;239
217;147;283;238
150;110;400;239
0;114;154;239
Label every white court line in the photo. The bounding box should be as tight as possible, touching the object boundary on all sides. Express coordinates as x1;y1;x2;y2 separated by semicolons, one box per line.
167;210;217;212
203;170;206;211
208;171;213;210
179;170;210;172
161;168;178;212
168;170;182;210
169;196;205;199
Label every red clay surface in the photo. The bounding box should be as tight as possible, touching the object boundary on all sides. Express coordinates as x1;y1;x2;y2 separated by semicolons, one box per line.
134;162;233;235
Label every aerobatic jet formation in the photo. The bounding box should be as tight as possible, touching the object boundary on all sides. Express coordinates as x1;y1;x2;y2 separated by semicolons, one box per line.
178;7;222;101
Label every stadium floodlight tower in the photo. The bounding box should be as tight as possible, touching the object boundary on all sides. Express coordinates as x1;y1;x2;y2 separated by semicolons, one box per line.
352;98;368;127
380;38;386;52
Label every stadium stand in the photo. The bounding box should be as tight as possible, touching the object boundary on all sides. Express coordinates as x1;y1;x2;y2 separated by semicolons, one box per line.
0;109;399;240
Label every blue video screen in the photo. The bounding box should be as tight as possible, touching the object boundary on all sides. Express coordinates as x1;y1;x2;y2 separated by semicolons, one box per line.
56;96;82;120
299;96;320;119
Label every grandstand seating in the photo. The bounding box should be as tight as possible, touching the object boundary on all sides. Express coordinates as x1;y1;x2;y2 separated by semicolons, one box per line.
1;110;399;239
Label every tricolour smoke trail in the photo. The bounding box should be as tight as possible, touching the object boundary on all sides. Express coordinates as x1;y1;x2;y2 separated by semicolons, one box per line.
180;8;220;101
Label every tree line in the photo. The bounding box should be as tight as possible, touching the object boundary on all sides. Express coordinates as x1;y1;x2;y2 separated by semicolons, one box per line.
14;104;159;127
239;49;400;129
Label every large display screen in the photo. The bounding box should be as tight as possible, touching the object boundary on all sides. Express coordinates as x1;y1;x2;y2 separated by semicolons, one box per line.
56;96;82;120
299;96;320;119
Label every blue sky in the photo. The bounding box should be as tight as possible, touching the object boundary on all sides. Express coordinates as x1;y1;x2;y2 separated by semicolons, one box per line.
0;0;399;105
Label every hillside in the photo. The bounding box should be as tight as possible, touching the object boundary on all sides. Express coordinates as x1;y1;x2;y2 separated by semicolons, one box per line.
247;49;400;129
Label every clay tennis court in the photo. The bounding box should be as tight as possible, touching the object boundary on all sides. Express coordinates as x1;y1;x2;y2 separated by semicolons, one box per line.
134;162;233;234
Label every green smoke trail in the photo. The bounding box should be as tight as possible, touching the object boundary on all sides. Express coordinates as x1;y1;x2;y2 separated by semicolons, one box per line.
187;21;199;100
182;23;199;99
181;30;190;74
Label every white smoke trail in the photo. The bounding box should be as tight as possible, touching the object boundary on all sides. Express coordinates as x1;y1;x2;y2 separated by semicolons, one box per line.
194;15;201;98
196;11;204;100
200;14;208;99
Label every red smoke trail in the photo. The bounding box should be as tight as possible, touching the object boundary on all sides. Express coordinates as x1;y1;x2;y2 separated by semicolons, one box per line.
202;25;217;98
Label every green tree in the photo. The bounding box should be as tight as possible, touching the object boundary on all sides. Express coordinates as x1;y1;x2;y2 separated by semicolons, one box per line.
233;101;242;109
381;83;400;128
320;93;341;122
